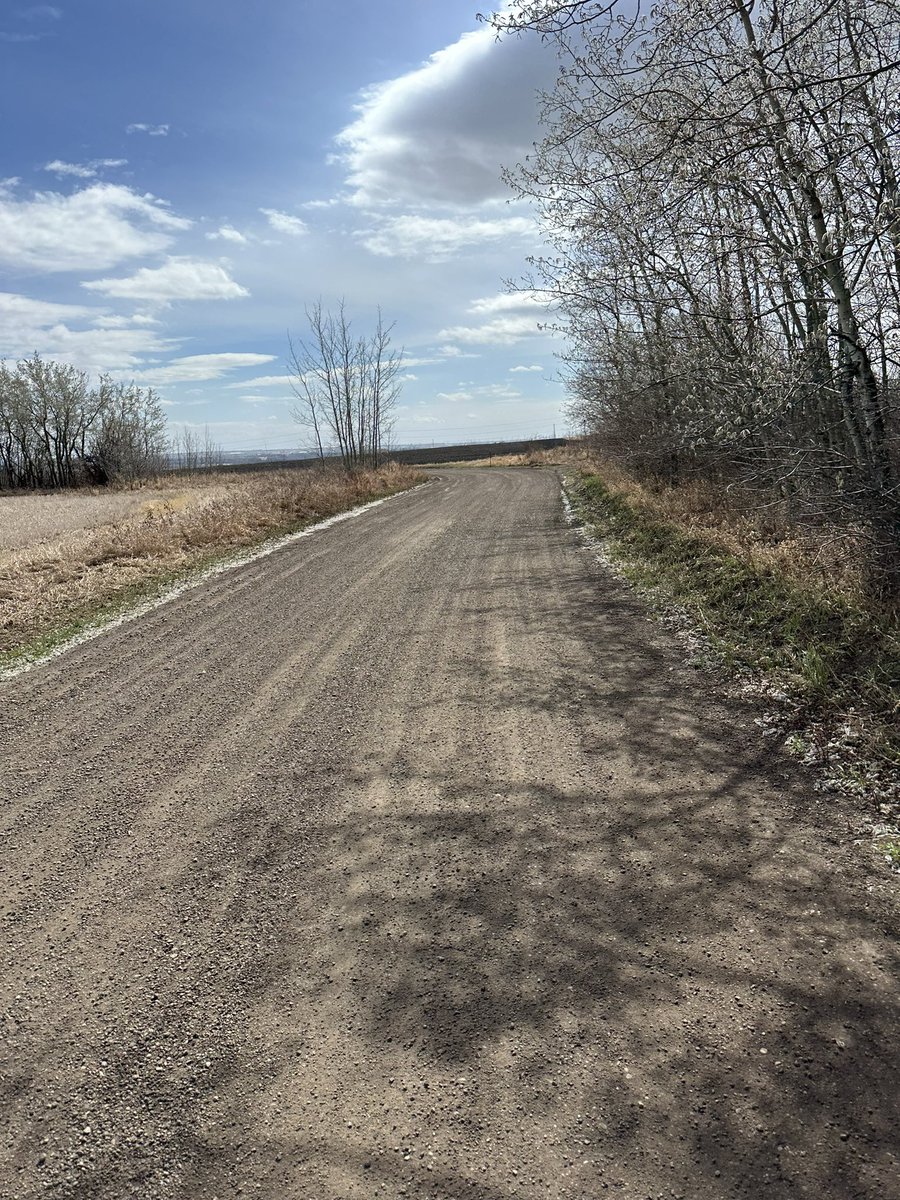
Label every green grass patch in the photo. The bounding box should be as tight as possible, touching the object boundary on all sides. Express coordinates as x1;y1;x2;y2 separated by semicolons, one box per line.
567;472;900;766
875;837;900;868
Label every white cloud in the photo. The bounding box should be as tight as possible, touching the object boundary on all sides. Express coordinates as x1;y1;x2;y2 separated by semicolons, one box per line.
438;290;552;346
206;224;248;244
0;30;43;41
0;291;94;340
42;160;93;179
436;390;473;403
83;257;249;302
358;213;534;260
126;123;170;136
400;355;442;369
474;383;521;399
43;158;127;179
510;364;543;373
239;394;291;405
92;312;158;329
224;373;290;390
130;353;275;386
18;5;62;18
260;208;308;237
336;23;554;207
439;315;548;346
468;291;548;316
0;181;190;272
0;292;174;375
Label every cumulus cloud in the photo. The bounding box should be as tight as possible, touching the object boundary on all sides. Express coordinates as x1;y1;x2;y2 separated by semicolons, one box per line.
0;291;173;375
358;213;534;260
468;291;549;316
130;352;275;386
206;224;248;244
126;123;170;137
260;208;308;237
43;158;126;179
436;390;473;403
83;257;249;302
0;181;190;272
336;23;554;207
438;290;552;346
510;364;544;373
439;316;547;346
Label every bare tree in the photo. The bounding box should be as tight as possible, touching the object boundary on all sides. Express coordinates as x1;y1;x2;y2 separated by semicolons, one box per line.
489;0;900;593
289;301;402;468
88;380;167;484
0;356;168;488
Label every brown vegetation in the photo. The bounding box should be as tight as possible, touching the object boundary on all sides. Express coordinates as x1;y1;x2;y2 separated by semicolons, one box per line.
480;443;883;609
0;462;424;661
0;487;194;553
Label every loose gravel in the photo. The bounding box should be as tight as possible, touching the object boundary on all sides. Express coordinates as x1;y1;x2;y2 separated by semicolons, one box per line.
1;468;897;1199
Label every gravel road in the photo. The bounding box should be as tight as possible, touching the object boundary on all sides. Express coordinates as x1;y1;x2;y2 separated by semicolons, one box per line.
1;468;898;1200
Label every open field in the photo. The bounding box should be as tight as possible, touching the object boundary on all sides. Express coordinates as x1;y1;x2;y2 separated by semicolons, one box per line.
1;467;897;1199
0;463;423;664
0;487;197;553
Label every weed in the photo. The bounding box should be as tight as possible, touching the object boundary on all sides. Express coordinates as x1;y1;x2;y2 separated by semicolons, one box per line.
875;837;900;868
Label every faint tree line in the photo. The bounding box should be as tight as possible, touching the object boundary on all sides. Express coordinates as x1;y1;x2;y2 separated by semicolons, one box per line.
289;301;402;469
169;425;223;474
0;355;168;488
490;0;900;595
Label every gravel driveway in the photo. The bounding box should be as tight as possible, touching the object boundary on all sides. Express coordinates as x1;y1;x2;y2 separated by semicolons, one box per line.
1;468;897;1199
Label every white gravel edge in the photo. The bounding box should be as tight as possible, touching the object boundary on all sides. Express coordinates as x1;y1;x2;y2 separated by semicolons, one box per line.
2;482;427;681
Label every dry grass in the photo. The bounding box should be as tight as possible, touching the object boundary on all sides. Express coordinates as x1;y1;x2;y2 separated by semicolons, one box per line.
423;447;569;469
0;486;204;553
0;462;424;660
573;457;875;609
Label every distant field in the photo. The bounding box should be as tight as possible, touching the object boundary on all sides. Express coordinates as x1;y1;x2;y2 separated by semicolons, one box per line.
0;487;193;553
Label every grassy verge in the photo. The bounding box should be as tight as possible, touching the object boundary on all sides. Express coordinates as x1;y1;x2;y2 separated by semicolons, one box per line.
0;462;425;671
566;470;900;800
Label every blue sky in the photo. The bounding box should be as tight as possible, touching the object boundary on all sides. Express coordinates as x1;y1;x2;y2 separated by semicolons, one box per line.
0;2;567;451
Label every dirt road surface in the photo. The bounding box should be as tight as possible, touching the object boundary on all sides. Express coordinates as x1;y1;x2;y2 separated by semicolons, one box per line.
1;468;898;1200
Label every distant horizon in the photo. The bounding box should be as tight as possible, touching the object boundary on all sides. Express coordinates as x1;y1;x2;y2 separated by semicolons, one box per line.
169;431;572;467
